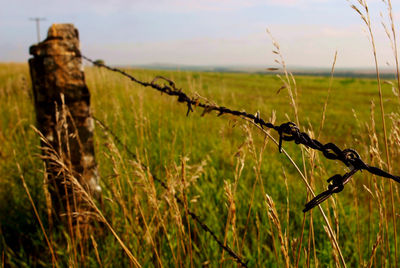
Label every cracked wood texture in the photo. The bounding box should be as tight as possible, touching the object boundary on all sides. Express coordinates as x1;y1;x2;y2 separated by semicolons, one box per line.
29;24;100;222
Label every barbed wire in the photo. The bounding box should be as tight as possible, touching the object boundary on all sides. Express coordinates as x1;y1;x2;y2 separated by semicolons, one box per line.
82;55;400;213
93;116;248;267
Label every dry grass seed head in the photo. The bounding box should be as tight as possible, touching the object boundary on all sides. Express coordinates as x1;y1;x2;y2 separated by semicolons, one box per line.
224;180;236;224
265;194;290;267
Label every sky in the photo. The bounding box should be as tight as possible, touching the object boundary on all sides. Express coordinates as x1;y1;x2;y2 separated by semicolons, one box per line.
0;0;399;68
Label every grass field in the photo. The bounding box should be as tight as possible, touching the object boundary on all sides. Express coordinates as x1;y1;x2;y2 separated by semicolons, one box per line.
1;61;400;267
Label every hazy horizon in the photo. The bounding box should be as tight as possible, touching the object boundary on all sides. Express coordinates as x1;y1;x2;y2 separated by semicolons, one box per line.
1;0;400;69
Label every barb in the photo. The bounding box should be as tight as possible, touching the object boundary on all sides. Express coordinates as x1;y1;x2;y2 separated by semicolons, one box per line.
303;168;358;212
93;116;248;267
83;55;400;212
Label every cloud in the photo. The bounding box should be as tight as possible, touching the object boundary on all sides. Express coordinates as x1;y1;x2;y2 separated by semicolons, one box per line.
17;0;332;14
85;0;267;13
101;0;332;12
83;33;270;66
79;21;395;69
266;0;329;7
265;23;396;68
1;0;399;67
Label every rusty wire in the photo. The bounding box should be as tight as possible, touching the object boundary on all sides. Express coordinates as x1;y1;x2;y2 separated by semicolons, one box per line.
82;55;400;214
93;116;248;267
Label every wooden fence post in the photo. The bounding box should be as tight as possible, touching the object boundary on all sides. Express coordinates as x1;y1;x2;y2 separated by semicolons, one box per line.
28;24;100;221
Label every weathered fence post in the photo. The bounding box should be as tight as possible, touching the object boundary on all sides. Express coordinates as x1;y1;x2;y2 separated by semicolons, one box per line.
28;24;100;222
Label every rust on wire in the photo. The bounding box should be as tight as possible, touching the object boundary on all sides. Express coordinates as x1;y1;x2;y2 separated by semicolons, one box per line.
82;55;400;213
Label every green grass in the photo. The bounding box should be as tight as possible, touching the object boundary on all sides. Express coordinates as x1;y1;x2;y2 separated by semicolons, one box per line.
1;63;399;267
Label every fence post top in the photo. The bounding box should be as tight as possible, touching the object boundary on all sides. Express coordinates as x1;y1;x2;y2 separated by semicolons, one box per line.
29;23;80;57
47;23;79;40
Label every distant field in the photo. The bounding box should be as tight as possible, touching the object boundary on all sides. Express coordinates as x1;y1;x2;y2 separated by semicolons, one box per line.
131;63;399;79
1;62;399;267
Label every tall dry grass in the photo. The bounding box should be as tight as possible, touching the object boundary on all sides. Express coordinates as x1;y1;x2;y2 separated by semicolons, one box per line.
350;0;400;267
1;1;400;266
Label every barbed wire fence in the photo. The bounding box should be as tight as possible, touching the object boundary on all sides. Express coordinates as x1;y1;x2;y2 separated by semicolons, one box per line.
82;55;400;207
81;54;400;267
